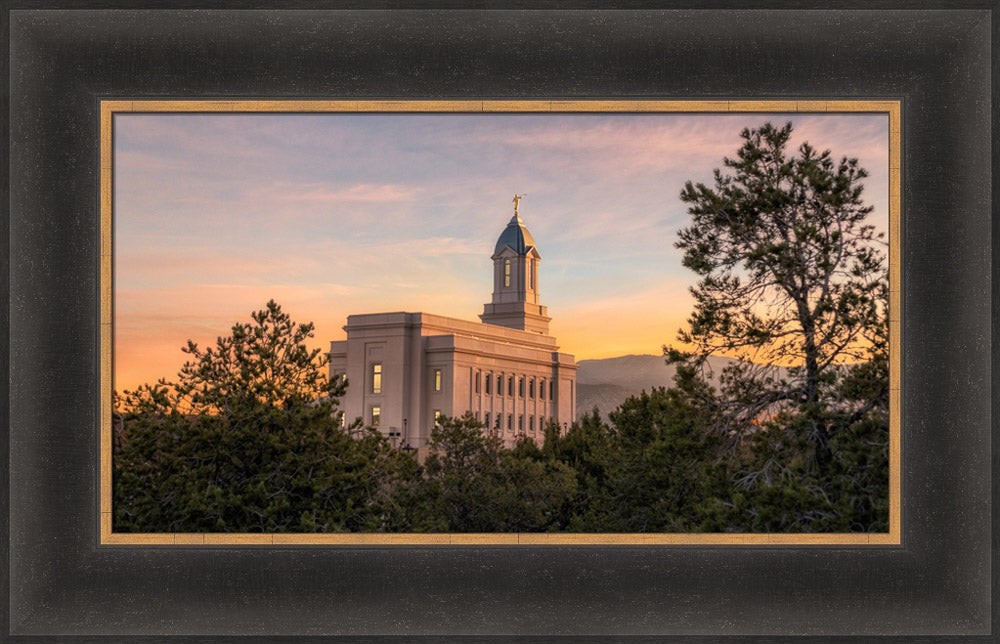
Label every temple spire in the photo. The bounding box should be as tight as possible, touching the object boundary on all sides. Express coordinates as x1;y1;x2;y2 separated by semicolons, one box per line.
481;199;550;335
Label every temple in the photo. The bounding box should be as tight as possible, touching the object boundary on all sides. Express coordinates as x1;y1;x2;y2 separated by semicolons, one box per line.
329;199;577;449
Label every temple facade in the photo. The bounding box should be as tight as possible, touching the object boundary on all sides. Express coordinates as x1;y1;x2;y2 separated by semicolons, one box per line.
329;202;577;449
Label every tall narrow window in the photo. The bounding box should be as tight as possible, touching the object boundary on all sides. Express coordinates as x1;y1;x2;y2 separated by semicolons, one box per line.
504;259;511;287
518;377;524;397
540;378;546;400
529;416;535;431
486;373;492;395
530;261;535;289
529;379;535;398
433;368;442;392
507;376;513;397
475;371;481;394
371;363;382;394
507;414;513;430
371;406;381;427
518;415;524;431
549;380;554;400
433;410;441;426
485;412;491;429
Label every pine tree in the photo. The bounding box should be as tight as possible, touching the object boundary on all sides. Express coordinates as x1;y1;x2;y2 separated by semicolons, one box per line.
113;301;416;532
667;122;889;530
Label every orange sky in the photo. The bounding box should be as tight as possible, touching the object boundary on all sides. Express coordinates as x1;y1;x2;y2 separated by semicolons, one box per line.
113;112;889;392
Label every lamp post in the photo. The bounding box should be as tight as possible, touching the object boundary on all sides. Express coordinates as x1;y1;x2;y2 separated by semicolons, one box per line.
400;418;413;454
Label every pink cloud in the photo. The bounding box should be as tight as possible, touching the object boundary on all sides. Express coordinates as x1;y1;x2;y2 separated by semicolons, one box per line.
245;182;421;205
113;112;890;389
473;113;887;181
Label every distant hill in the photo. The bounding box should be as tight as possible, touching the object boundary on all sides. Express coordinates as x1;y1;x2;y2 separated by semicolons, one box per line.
574;354;738;422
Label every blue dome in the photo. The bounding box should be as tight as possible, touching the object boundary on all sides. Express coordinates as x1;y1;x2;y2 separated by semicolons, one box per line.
494;214;537;256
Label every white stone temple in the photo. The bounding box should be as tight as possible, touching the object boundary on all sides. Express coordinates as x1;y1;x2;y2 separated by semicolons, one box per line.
329;200;577;449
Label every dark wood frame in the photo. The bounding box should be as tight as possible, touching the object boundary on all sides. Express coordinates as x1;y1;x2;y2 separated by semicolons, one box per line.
5;4;995;641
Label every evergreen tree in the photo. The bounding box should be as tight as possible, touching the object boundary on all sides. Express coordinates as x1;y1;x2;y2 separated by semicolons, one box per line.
420;414;577;532
113;301;417;532
667;122;889;531
546;390;731;533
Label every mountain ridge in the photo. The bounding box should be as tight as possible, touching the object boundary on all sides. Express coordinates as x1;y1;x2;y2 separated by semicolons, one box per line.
574;353;739;421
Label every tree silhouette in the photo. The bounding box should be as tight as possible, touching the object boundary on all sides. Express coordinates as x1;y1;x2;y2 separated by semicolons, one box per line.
666;123;889;529
668;122;887;438
113;301;413;532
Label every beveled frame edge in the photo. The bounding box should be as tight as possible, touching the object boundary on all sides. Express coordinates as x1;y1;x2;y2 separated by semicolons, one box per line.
99;98;901;547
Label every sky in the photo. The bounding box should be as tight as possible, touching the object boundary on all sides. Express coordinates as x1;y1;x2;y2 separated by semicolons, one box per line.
113;111;889;392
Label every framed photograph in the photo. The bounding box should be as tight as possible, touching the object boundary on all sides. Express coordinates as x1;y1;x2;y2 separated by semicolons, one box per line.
102;100;899;547
6;5;994;641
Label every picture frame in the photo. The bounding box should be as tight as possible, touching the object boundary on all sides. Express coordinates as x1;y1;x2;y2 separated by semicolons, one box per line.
5;5;994;640
101;98;900;547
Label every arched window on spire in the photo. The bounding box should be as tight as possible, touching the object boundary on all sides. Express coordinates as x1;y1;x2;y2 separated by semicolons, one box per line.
504;259;511;287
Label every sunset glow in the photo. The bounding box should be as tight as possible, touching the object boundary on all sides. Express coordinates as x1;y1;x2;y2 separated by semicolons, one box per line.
114;111;889;392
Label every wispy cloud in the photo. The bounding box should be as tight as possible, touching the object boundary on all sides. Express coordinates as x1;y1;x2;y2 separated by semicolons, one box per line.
114;111;890;390
246;181;421;205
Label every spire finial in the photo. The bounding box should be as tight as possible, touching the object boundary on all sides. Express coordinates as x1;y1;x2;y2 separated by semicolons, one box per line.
512;193;525;216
